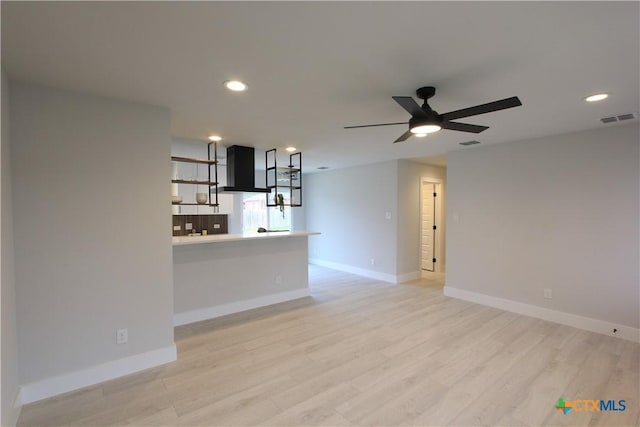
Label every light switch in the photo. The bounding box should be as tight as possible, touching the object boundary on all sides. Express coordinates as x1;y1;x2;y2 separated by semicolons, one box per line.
385;212;391;220
173;225;181;231
214;224;221;229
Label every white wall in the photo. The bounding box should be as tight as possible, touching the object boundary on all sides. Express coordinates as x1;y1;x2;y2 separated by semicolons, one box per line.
396;160;447;276
291;194;306;231
306;161;399;279
1;69;20;426
10;82;176;397
446;124;639;330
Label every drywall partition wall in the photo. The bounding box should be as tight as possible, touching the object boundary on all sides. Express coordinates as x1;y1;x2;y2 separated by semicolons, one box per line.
1;69;20;426
446;124;639;339
173;236;311;325
396;160;447;279
306;160;399;282
10;82;176;402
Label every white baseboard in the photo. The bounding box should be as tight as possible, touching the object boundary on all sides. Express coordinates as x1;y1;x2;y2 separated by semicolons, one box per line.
309;258;398;283
444;286;640;343
19;345;177;405
397;271;421;283
174;288;310;327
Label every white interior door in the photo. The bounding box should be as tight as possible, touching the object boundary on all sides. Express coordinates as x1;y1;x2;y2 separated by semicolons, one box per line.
421;182;436;271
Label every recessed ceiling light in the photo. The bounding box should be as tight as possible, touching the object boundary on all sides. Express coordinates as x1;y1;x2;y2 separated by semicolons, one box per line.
585;93;608;102
224;80;248;92
285;146;297;152
410;124;441;134
208;135;222;142
415;133;427;138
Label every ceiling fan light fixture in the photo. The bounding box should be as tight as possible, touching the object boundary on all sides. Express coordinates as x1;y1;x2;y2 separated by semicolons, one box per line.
410;124;441;134
344;86;522;144
585;93;608;102
224;80;248;92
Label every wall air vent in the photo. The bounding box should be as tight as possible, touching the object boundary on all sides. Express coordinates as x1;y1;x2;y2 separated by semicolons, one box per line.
459;140;481;146
600;112;637;124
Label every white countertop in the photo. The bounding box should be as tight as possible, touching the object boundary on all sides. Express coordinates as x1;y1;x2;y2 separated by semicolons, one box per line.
172;231;320;246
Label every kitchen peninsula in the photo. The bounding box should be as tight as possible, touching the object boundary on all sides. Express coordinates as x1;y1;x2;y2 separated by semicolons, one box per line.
172;231;319;326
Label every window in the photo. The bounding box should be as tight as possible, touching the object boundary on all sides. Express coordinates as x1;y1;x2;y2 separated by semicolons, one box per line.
242;192;291;233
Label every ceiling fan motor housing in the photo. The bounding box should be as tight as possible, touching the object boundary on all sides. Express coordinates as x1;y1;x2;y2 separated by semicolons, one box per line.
416;86;436;100
409;113;441;129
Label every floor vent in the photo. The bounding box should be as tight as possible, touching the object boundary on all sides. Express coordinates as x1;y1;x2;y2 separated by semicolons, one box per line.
459;140;480;146
601;112;637;123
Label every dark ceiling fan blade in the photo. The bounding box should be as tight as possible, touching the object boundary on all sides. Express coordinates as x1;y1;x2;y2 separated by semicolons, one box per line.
441;96;522;121
441;121;489;133
393;129;413;143
344;121;407;129
392;96;427;117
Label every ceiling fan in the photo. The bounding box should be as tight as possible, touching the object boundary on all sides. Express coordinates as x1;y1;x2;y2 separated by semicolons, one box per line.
344;86;522;143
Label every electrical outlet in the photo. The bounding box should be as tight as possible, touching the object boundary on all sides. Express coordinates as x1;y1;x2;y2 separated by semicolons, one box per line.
544;288;552;299
370;258;375;266
185;223;193;230
385;212;391;220
116;328;128;344
173;225;181;231
275;275;282;284
214;223;221;229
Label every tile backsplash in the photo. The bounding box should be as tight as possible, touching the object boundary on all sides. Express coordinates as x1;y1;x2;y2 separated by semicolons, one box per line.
172;214;228;236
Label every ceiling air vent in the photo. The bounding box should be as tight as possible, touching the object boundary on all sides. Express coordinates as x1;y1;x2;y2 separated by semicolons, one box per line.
617;113;636;121
459;140;481;146
600;112;637;123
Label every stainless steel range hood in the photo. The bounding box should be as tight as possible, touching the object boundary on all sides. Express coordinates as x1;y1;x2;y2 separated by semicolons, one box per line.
222;145;270;193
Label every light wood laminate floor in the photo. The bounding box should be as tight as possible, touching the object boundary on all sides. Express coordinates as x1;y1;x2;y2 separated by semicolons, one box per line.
18;265;639;426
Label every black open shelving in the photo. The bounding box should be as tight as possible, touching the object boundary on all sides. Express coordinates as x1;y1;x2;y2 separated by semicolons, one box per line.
265;149;302;208
171;141;219;210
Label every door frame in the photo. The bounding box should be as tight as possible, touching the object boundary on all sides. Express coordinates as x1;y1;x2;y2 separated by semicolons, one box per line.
419;177;444;273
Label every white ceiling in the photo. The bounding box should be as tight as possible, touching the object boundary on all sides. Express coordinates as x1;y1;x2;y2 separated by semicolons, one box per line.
2;2;638;171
